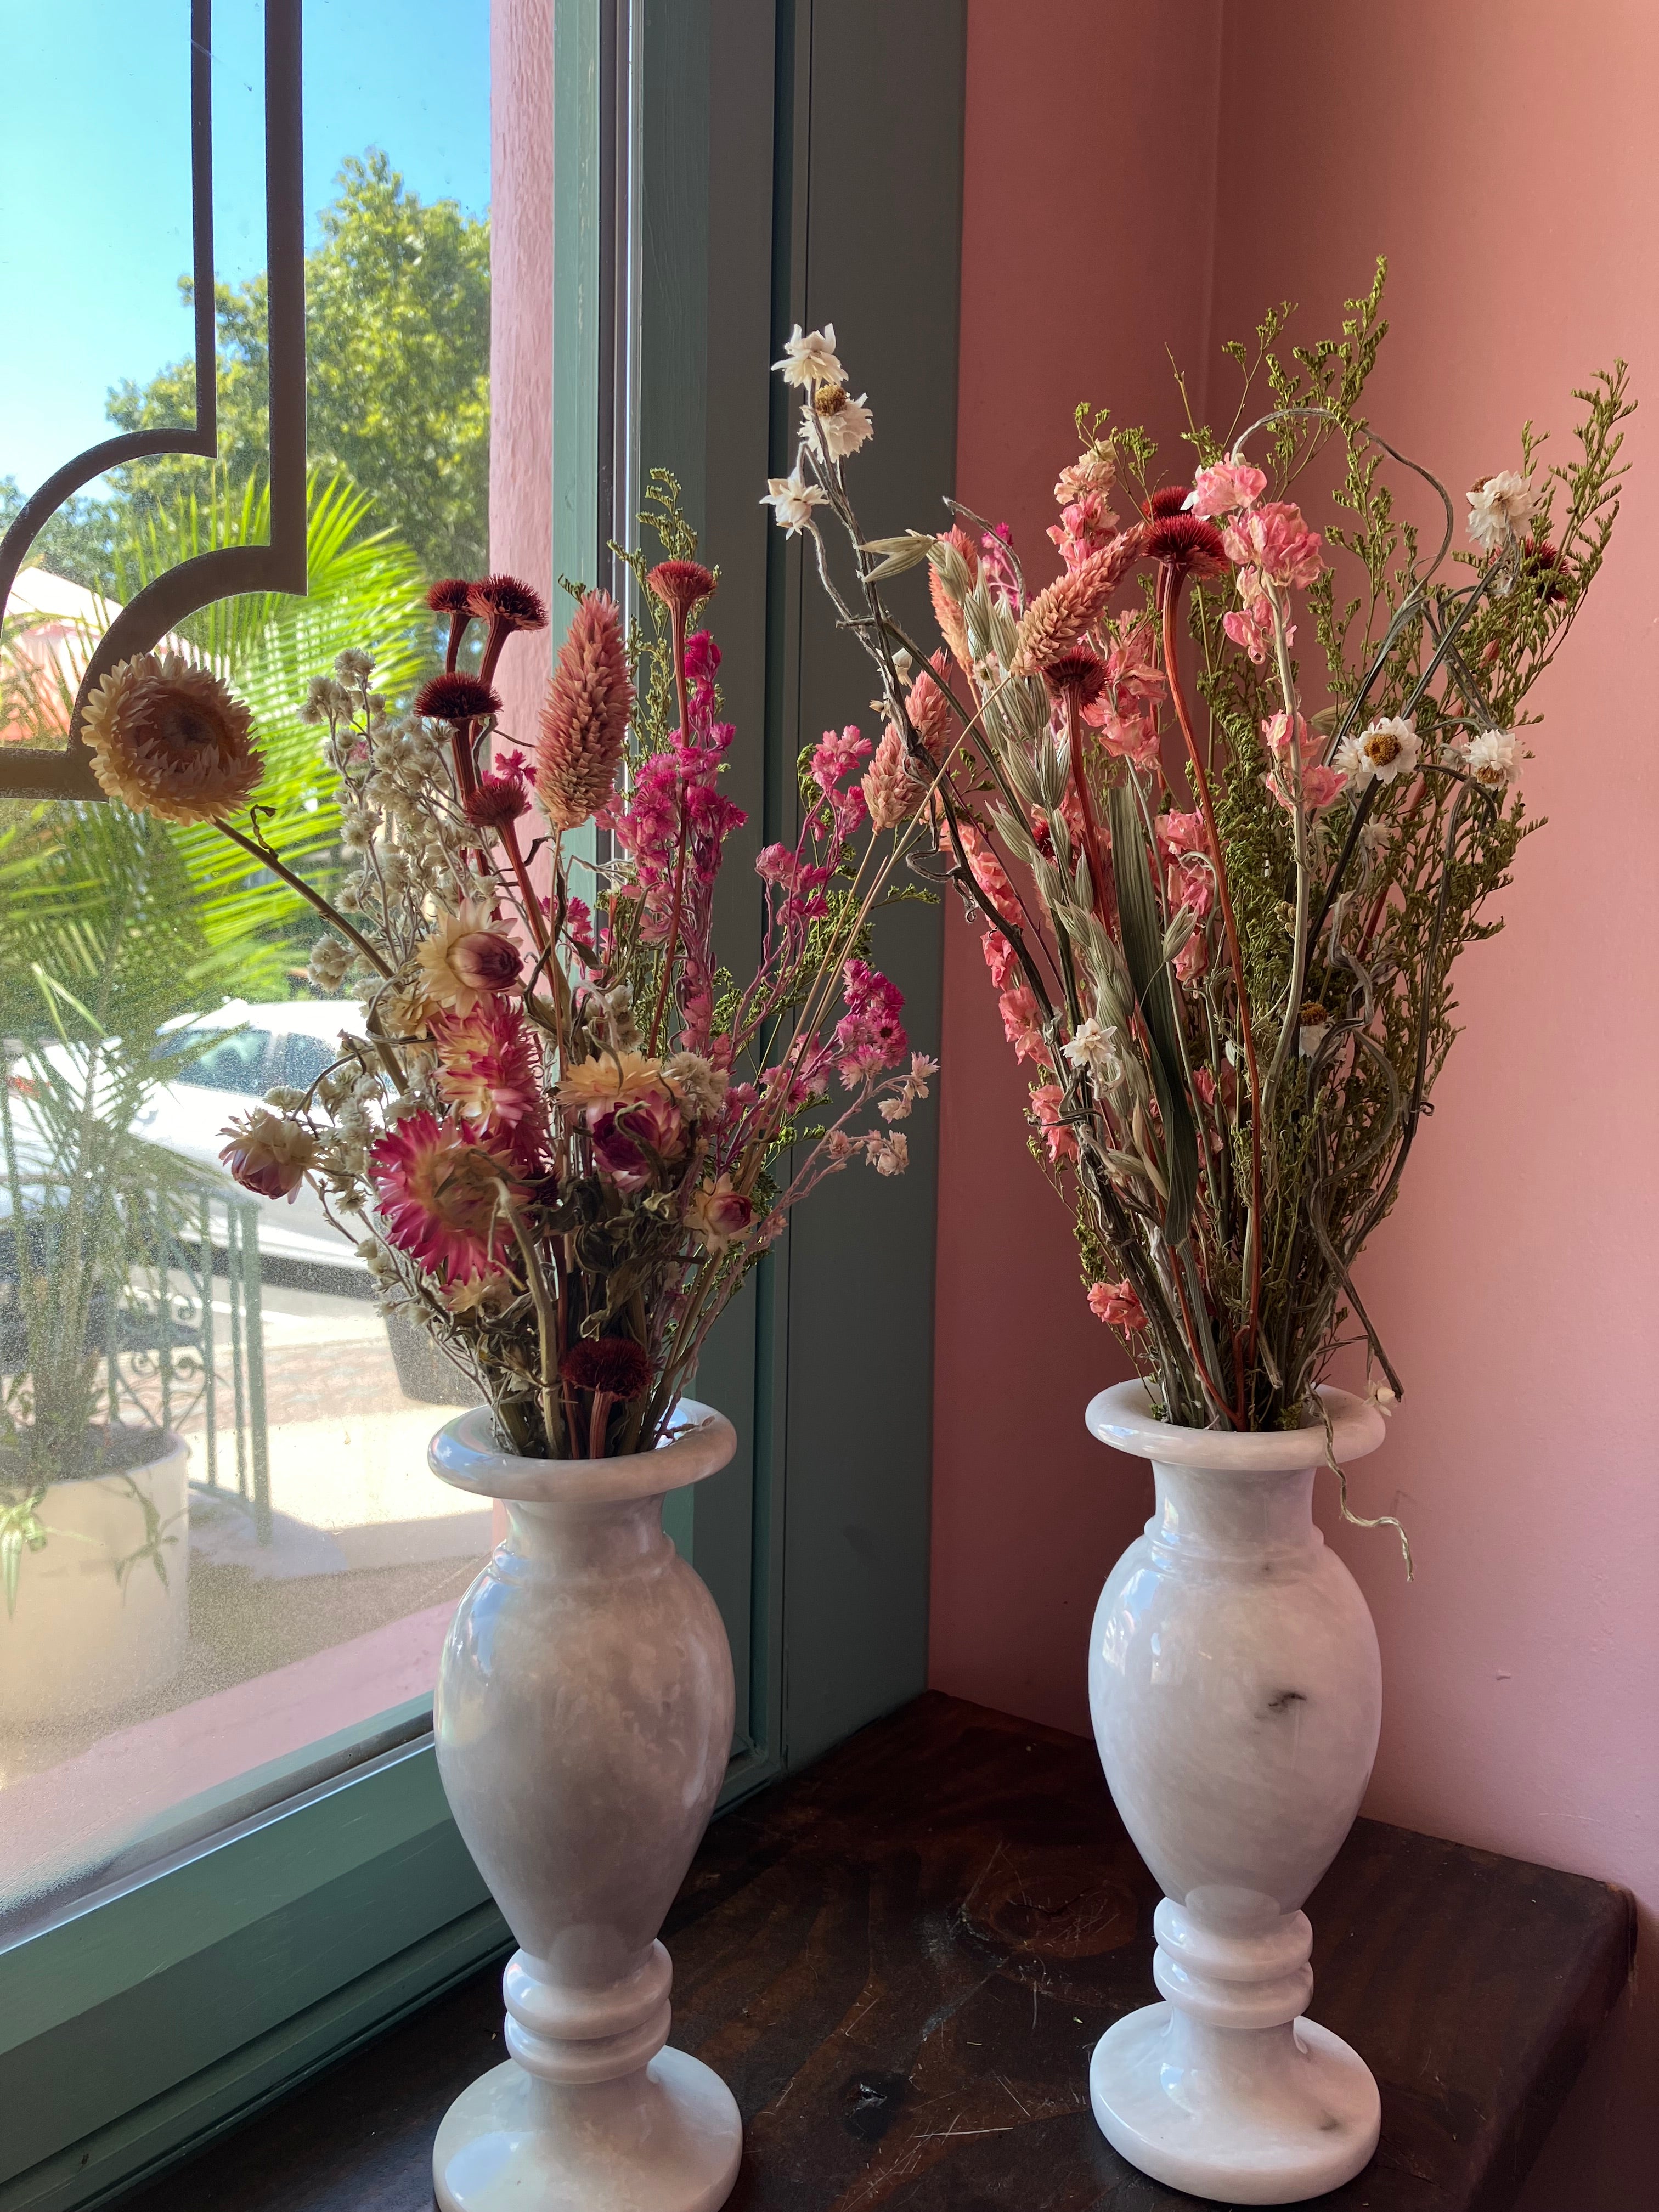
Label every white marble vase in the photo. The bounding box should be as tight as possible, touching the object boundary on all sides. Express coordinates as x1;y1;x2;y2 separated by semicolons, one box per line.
427;1398;742;2212
1085;1379;1388;2205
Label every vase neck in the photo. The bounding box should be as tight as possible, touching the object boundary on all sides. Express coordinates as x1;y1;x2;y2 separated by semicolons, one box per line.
503;1492;670;1578
1148;1461;1319;1564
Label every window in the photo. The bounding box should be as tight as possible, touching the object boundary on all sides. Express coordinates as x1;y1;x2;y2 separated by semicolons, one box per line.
0;5;962;2204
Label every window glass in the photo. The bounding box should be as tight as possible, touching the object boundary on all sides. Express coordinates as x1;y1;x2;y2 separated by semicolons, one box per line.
0;0;493;1942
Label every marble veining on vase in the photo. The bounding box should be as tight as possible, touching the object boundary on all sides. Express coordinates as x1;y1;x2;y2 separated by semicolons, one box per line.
428;1398;742;2212
1085;1380;1387;2205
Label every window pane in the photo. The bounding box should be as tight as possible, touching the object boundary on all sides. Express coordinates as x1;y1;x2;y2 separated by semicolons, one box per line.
0;0;492;1941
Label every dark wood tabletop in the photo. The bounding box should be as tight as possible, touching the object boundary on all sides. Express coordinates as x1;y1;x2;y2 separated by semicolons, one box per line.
108;1691;1633;2212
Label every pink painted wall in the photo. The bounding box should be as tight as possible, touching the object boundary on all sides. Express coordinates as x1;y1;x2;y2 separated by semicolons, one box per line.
488;0;554;738
934;4;1658;2200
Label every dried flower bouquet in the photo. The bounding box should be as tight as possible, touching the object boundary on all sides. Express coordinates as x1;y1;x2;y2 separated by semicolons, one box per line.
81;486;938;1459
774;270;1629;1438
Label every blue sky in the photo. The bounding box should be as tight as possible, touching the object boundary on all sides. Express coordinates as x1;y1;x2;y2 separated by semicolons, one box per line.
0;0;491;492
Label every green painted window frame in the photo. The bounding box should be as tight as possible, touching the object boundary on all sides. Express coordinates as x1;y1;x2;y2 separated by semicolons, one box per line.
0;7;963;2207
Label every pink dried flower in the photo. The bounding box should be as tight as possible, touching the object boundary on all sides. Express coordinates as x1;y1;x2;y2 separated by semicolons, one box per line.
1185;457;1267;518
1013;534;1143;674
687;1173;754;1254
467;574;549;633
370;1112;523;1285
999;986;1053;1070
219;1109;317;1203
1029;1083;1077;1165
647;560;718;625
537;591;634;830
1222;502;1325;589
433;1001;541;1137
862;723;929;832
1142;514;1229;579
462;769;531;831
834;957;908;1086
1088;1279;1149;1332
588;1091;687;1191
981;929;1018;988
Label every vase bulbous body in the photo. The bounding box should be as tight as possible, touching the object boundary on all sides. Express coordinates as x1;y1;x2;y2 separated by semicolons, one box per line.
428;1400;741;2212
1085;1380;1387;2205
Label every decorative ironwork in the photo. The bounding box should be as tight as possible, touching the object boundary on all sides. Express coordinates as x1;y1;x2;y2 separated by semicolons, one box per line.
0;0;307;800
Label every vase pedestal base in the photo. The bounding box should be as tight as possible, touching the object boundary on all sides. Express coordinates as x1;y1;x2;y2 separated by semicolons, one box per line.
433;2047;742;2212
1090;2002;1380;2205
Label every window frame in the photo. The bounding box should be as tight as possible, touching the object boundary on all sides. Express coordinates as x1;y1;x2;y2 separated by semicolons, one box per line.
0;4;964;2204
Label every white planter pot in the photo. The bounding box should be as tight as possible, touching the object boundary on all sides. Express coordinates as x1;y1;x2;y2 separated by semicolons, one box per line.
428;1398;742;2212
1085;1380;1387;2205
1;1431;190;1730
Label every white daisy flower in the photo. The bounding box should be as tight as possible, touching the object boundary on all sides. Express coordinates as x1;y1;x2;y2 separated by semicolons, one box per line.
1464;727;1522;791
1335;714;1421;787
761;465;828;535
1466;469;1539;554
804;386;873;461
773;323;844;388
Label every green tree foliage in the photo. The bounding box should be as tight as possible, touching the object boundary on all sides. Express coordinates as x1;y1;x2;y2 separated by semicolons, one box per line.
2;151;489;591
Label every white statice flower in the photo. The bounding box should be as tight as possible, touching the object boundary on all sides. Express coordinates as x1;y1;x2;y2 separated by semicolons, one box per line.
264;1085;308;1111
1464;727;1522;791
804;386;873;461
1334;714;1421;787
1466;469;1539;554
334;647;375;682
773;322;844;388
761;465;828;535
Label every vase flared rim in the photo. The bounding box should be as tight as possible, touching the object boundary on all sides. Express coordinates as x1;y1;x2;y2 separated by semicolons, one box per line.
1085;1379;1385;1471
429;1396;737;1505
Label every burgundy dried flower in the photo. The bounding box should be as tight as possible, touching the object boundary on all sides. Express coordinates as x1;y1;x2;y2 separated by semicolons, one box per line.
561;1337;652;1400
416;673;503;725
1520;537;1568;603
426;579;475;614
1041;649;1109;708
462;771;531;831
1141;487;1192;521
468;574;549;631
537;591;634;830
1142;514;1229;579
647;560;718;625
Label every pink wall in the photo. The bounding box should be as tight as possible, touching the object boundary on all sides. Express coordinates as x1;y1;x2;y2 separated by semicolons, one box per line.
934;4;1658;2200
488;0;554;737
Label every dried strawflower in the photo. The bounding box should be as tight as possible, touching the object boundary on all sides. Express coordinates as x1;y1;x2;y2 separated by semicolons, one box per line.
219;1108;317;1201
82;652;262;824
1467;470;1539;554
416;901;525;1013
1334;716;1421;787
536;591;633;830
370;1111;522;1285
687;1174;754;1254
773;323;844;388
807;385;874;460
761;465;827;535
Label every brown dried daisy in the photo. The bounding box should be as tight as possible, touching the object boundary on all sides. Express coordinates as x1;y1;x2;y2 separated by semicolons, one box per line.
82;652;261;825
415;673;502;726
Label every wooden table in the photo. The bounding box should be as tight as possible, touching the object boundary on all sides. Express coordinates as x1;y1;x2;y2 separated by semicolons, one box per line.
110;1692;1633;2211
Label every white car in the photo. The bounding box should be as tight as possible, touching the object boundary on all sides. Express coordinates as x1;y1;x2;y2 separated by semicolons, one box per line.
132;1000;368;1276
